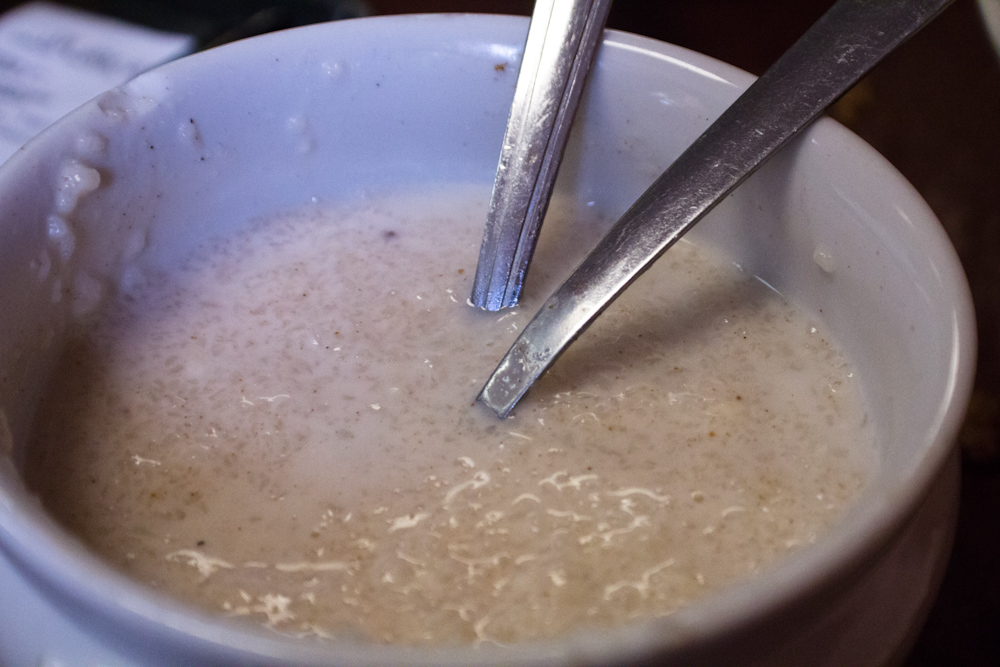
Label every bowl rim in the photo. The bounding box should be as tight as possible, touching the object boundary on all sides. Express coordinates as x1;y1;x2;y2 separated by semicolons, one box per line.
0;12;977;666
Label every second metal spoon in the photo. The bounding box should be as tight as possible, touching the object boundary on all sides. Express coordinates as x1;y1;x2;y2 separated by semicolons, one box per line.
478;0;954;418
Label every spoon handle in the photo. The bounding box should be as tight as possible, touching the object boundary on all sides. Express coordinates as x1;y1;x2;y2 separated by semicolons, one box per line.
478;0;954;418
471;0;614;311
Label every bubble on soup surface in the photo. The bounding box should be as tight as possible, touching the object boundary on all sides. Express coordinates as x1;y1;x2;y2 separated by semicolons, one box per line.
54;160;101;215
813;246;836;274
46;215;75;262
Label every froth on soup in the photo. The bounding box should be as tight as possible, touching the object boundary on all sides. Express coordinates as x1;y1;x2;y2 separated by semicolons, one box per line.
24;186;873;645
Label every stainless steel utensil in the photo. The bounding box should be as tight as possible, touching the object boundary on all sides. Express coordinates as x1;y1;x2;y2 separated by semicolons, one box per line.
471;0;613;311
478;0;954;418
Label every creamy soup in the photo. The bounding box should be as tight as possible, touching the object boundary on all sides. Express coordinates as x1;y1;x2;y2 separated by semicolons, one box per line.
25;186;872;645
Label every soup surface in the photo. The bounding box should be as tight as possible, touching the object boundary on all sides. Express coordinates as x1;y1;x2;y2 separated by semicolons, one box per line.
25;186;872;645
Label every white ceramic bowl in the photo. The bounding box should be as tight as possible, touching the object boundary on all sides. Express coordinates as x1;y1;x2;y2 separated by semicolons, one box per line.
0;14;975;666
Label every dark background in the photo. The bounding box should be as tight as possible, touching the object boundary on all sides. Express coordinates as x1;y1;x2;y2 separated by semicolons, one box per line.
2;0;998;663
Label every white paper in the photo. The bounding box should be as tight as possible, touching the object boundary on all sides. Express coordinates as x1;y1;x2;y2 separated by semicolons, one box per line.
0;1;195;163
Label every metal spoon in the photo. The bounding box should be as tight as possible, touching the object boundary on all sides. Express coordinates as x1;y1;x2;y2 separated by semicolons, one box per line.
478;0;954;418
471;0;614;311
